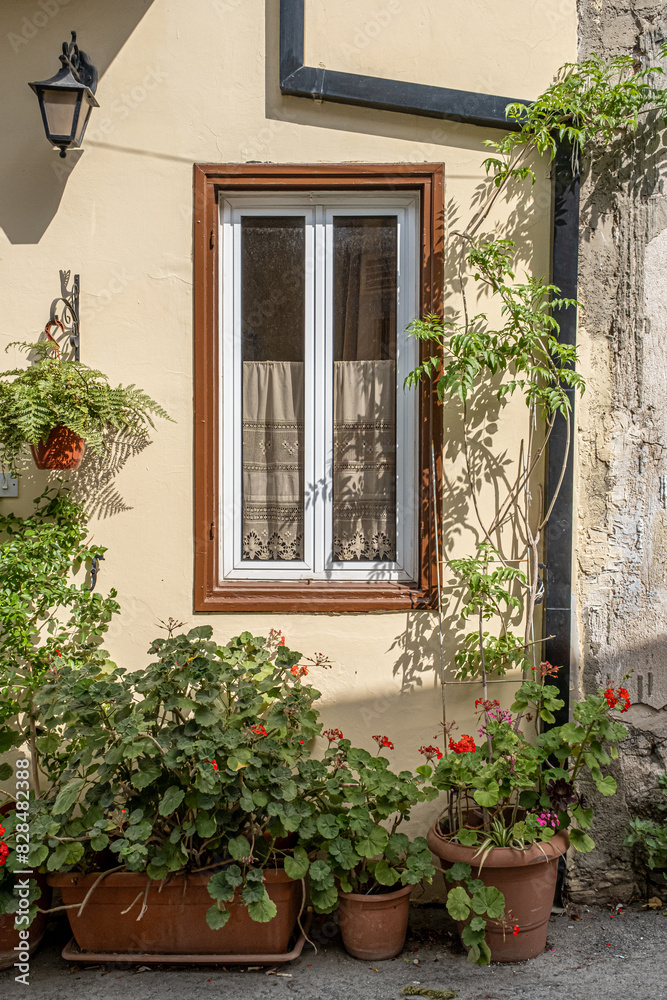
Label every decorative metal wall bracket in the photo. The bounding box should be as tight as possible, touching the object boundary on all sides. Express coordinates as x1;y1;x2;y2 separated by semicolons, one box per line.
46;270;80;360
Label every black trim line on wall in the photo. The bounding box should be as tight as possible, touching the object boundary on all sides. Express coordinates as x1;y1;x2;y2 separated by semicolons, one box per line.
279;0;525;131
278;0;579;719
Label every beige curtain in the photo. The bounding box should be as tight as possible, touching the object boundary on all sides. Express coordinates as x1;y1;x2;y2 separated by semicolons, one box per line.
241;360;396;562
242;361;304;560
332;360;396;561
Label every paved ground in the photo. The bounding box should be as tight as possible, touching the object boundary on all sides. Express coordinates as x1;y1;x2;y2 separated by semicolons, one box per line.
2;903;666;1000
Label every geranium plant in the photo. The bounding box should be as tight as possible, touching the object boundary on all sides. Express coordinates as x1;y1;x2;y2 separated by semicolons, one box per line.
423;672;629;853
24;626;327;929
417;671;629;962
302;731;438;912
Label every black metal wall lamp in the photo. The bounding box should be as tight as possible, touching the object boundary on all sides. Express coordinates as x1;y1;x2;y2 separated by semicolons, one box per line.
29;31;98;157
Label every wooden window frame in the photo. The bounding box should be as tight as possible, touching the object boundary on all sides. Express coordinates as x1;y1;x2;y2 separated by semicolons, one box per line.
193;163;444;613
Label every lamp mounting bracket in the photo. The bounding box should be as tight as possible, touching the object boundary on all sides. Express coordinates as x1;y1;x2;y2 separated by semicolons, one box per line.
61;30;98;94
47;271;80;361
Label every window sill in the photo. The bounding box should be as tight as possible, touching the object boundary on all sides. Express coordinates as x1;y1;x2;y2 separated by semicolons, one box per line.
194;580;437;613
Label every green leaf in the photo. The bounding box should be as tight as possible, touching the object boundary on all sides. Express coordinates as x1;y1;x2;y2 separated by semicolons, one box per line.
194;706;218;727
207;865;243;902
316;814;340;840
373;860;401;886
283;846;309;880
595;775;617;796
158;785;185;816
569;828;595;853
206;903;231;929
195;813;217;838
247;893;278;923
471;885;504;919
90;835;109;852
53;778;85;816
0;763;12;782
446;885;472;921
356;824;389;859
457;829;479;847
310;883;338;914
445;862;472;883
131;765;161;789
473;782;500;808
228;835;251;860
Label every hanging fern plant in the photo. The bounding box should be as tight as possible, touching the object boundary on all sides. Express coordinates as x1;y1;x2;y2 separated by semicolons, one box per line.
0;341;171;473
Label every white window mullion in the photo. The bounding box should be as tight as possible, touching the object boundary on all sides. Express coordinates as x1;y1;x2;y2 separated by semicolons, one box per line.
302;208;316;572
322;209;335;573
313;205;328;575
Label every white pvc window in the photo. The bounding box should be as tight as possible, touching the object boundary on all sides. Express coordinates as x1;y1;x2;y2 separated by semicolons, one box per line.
219;191;419;582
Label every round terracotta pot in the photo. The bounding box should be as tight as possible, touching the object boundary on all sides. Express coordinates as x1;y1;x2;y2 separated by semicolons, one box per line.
0;875;51;971
47;869;302;956
30;426;86;470
337;884;412;960
427;821;569;962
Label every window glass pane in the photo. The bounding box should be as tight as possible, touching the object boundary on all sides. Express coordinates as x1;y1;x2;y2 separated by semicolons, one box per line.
241;217;305;561
332;216;397;562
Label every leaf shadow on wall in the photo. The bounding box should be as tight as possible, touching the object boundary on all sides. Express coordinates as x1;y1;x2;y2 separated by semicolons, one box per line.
0;0;155;245
17;428;151;521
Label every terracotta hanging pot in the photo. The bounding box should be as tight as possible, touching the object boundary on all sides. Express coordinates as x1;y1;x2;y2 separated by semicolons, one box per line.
47;869;302;957
427;820;569;962
337;883;412;960
30;426;86;470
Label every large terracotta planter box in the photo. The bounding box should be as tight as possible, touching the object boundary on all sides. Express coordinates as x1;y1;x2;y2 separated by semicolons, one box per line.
48;869;301;955
0;876;50;971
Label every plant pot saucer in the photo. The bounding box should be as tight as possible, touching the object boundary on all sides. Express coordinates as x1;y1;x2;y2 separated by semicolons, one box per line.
60;915;311;966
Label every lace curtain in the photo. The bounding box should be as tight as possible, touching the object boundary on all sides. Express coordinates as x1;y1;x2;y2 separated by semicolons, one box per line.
242;359;396;561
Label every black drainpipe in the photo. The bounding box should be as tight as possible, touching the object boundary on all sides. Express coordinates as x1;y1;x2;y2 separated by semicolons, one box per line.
278;0;579;719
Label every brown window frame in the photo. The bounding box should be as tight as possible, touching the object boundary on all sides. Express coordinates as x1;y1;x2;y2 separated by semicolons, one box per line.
193;163;444;613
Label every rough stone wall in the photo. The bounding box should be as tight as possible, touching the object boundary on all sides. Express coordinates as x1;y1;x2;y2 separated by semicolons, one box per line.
569;0;667;903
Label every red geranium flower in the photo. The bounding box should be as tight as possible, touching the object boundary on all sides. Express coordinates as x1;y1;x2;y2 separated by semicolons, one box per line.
604;686;631;713
448;734;477;754
205;758;219;771
250;725;267;737
372;734;394;750
323;728;344;742
512;924;520;936
418;744;443;761
290;664;308;678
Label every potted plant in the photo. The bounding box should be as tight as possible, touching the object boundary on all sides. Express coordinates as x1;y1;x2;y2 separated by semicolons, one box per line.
421;672;629;963
0;489;119;967
0;341;170;472
625;773;667;895
304;731;438;961
30;626;326;959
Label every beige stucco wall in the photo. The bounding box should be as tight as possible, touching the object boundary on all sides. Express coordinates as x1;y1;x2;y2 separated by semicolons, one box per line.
0;0;577;837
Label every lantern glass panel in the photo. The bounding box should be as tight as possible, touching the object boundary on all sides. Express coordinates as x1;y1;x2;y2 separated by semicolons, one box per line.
41;88;79;138
74;96;94;145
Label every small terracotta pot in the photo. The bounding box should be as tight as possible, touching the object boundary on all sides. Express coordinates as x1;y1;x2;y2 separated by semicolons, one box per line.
337;884;412;960
48;869;302;956
427;821;569;962
31;426;86;470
